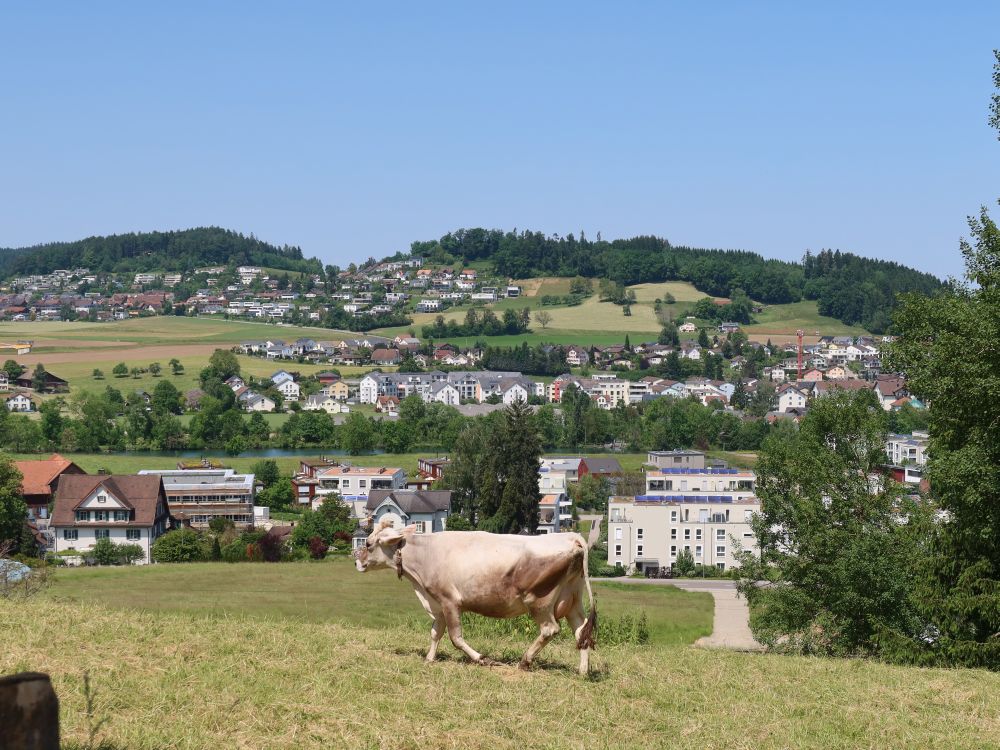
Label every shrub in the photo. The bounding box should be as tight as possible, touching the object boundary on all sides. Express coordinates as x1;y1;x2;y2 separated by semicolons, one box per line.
258;529;287;562
208;517;234;534
151;530;209;563
308;536;328;560
91;538;144;566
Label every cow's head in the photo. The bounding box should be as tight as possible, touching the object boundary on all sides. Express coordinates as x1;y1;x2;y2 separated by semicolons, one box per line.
354;518;411;572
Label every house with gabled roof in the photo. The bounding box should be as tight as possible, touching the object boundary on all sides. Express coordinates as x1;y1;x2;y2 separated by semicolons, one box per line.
15;454;86;521
364;489;451;536
51;474;172;563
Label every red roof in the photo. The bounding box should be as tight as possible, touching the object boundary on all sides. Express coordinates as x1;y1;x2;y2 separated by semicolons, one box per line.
14;454;84;498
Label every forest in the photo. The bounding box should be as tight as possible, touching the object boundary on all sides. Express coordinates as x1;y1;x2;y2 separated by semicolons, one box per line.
407;229;944;333
0;227;322;277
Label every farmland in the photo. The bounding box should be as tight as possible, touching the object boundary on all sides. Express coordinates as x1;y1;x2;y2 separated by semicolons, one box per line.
5;561;998;749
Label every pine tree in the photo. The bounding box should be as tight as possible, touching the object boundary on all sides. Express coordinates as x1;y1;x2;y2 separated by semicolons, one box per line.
478;400;542;534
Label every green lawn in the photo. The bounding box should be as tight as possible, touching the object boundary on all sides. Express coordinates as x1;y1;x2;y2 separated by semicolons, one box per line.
743;301;870;337
6;562;999;749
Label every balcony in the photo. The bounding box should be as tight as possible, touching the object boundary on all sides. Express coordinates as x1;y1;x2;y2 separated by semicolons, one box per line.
609;515;633;524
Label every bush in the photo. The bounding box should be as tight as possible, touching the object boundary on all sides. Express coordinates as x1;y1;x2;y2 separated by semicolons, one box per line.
151;530;209;563
208;517;235;534
221;530;266;563
308;536;328;560
91;538;145;566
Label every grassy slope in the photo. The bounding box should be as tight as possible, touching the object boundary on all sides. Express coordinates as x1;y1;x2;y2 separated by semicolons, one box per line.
6;562;998;749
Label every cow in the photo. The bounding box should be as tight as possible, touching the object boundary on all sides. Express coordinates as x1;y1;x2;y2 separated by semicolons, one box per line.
355;520;597;675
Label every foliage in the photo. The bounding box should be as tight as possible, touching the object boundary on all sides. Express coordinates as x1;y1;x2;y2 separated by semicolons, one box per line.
735;391;933;658
475;401;542;533
307;536;328;559
421;307;531;339
885;199;1000;669
151;530;210;563
0;456;26;547
90;538;144;566
251;459;281;488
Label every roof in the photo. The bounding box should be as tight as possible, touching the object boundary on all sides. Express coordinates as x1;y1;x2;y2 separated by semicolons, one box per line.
51;474;166;527
583;457;623;474
14;454;83;498
365;489;452;514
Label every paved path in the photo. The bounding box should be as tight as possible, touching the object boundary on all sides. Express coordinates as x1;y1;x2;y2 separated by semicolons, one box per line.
593;578;763;652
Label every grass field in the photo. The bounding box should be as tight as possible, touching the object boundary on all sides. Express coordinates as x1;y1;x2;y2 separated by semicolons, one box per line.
743;301;870;338
8;452;652;480
6;561;999;749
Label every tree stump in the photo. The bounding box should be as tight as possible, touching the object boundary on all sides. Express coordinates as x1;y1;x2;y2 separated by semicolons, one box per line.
0;672;59;750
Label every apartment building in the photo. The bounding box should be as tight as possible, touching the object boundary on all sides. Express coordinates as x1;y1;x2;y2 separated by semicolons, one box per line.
291;461;406;512
137;469;256;529
607;494;759;573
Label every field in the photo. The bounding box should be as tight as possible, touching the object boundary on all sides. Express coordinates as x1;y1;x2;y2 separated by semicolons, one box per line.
743;301;870;338
5;562;999;749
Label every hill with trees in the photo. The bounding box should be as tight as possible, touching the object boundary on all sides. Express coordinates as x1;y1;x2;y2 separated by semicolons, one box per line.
0;227;323;277
405;229;944;333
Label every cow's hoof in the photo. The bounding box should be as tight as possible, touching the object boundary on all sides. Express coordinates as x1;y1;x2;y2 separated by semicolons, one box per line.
518;660;532;672
477;657;499;667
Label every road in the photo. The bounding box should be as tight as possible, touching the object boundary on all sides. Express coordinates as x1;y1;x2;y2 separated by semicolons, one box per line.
593;577;763;652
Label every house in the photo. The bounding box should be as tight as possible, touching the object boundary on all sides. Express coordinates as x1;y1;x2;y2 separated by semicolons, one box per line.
371;348;402;366
303;394;348;414
363;489;451;535
225;375;246;391
417;456;451;480
646;450;706;470
51;474;172;564
185;389;205;410
717;322;741;334
322;380;351;401
874;375;908;411
5;392;35;412
565;346;590;367
15;371;68;393
245;393;276;412
0;372;8;391
15;454;86;521
776;383;809;412
315;371;340;385
679;322;697;333
271;370;294;386
138;469;256;529
275;379;300;402
826;365;849;380
801;368;825;382
292;465;407;509
376;395;400;414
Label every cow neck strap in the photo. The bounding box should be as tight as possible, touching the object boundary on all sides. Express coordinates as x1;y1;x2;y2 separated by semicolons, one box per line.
394;539;407;579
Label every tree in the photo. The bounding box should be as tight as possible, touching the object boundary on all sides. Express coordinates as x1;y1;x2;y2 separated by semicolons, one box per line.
735;391;932;658
112;362;129;378
92;368;104;380
2;360;23;381
0;457;26;547
149;362;162;377
697;328;710;348
31;364;47;393
130;367;141;380
39;399;64;444
477;400;542;534
535;310;553;329
151;530;209;563
258;477;294;511
169;358;184;375
340;412;375;455
151;379;183;414
250;459;281;489
209;349;241;380
674;548;696;576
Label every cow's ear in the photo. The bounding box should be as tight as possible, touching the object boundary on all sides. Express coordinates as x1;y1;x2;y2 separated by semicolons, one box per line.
379;526;405;546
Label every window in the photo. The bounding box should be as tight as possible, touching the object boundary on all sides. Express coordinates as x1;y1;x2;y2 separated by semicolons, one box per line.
743;531;754;539
716;545;726;556
695;545;703;557
359;479;367;488
684;545;691;552
670;510;678;522
716;529;725;540
614;544;622;557
636;545;643;557
341;479;350;489
684;529;691;540
696;529;702;540
614;528;623;540
95;529;110;540
115;511;129;522
637;528;643;540
698;509;709;522
63;529;78;541
414;521;426;534
670;545;677;557
670;528;677;539
97;495;107;503
126;529;141;541
716;562;726;571
95;510;107;522
75;511;89;522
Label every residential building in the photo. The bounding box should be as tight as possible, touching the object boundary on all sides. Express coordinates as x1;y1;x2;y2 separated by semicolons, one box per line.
607;493;759;573
15;454;86;521
644;465;756;501
5;392;35;412
417;456;451;481
363;489;451;539
646;450;706;470
137;469;256;529
291;463;406;509
275;379;300;402
776;383;809;413
52;474;172;564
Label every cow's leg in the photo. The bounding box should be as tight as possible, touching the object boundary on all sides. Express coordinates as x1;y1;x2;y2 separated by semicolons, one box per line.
410;585;446;663
442;606;487;664
426;611;446;662
566;607;590;676
519;610;560;671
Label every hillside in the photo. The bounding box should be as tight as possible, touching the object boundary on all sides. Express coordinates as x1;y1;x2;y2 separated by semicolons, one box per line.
0;226;323;277
403;229;945;333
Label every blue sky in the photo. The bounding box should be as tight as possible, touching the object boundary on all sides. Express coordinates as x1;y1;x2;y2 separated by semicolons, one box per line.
1;3;997;278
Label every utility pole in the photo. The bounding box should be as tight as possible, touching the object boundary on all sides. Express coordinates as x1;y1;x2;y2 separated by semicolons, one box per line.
796;329;804;381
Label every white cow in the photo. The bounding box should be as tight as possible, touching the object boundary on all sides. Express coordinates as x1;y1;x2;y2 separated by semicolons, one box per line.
355;521;597;675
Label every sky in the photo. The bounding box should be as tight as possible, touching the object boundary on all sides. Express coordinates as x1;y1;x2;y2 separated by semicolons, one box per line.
1;3;997;279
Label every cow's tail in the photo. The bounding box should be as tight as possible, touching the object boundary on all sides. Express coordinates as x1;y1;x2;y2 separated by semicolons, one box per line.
576;539;597;650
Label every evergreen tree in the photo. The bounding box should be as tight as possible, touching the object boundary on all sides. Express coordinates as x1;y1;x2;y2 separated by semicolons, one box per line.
477;400;542;534
697;328;710;348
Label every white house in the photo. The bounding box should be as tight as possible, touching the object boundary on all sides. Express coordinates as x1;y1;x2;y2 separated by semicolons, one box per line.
51;474;171;564
5;392;34;412
276;379;300;402
776;383;809;412
245;393;276;412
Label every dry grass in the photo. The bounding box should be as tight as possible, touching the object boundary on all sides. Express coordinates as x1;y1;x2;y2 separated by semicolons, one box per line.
4;591;999;749
629;281;708;303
